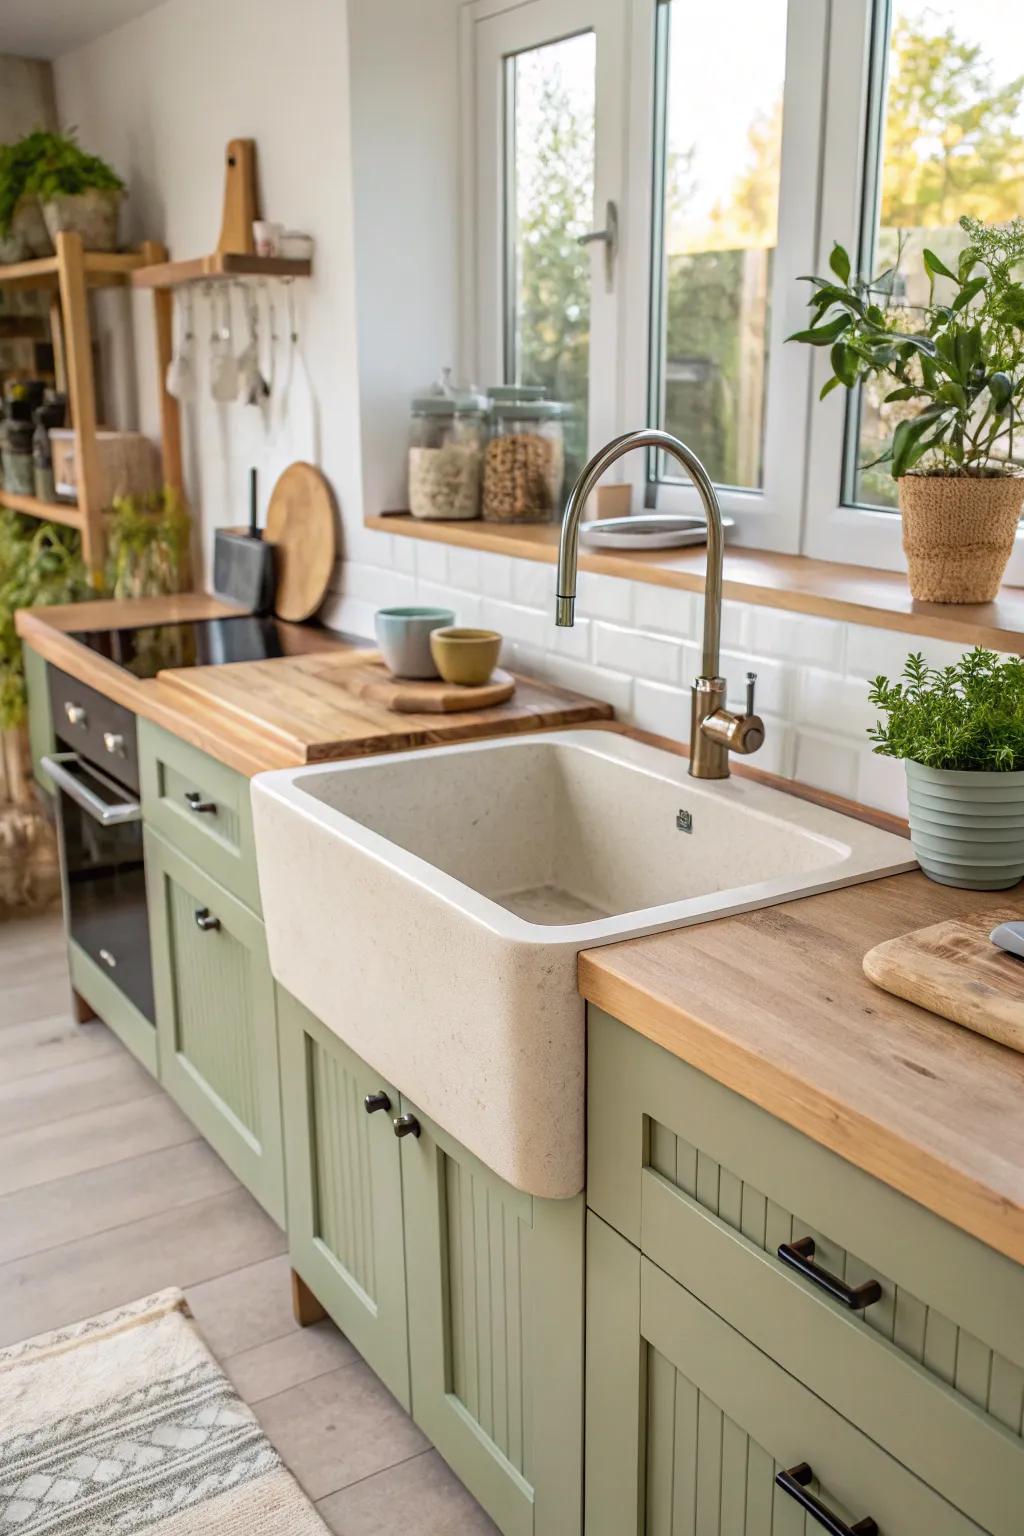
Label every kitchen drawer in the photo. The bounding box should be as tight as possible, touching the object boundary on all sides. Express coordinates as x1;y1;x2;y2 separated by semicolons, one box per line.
139;719;260;913
146;828;284;1223
588;1008;1024;1523
586;1212;984;1536
48;665;139;791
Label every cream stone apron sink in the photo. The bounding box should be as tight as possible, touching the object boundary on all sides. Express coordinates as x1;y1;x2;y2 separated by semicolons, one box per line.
251;729;915;1198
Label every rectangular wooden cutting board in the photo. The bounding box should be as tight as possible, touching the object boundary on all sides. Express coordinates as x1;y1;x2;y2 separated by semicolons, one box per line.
863;905;1024;1052
157;648;612;762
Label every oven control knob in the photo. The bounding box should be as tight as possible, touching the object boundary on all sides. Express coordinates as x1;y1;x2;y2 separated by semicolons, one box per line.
103;732;126;757
64;702;87;728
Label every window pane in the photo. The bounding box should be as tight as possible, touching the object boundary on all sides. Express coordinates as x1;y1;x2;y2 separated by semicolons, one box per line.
853;0;1024;507
651;0;788;489
506;31;596;478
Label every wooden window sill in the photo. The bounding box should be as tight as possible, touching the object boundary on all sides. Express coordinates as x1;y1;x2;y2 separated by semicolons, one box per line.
366;513;1024;652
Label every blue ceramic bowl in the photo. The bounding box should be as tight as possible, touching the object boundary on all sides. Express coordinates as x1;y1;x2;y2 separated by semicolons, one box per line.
375;606;456;679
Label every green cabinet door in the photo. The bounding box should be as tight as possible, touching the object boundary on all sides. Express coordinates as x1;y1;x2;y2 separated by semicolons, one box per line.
145;827;285;1225
585;1212;984;1536
400;1099;584;1536
23;647;55;794
277;987;411;1410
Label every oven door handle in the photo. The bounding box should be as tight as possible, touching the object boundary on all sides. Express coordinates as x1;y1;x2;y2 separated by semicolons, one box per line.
41;753;142;826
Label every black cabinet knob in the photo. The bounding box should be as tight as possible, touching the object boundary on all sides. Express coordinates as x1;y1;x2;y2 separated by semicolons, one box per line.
393;1114;420;1139
364;1092;391;1115
185;791;217;815
194;907;221;932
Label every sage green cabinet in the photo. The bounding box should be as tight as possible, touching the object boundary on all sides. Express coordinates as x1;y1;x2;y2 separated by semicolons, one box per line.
24;645;55;794
278;988;410;1407
278;988;584;1536
587;1213;985;1536
401;1100;584;1536
146;827;285;1224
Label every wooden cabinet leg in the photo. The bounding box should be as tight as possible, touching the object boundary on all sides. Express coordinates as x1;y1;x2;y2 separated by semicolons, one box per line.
71;987;97;1024
291;1268;327;1327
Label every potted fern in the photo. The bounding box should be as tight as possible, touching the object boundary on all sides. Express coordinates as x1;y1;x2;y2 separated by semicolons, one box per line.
791;217;1024;603
26;131;125;252
0;133;56;259
868;648;1024;889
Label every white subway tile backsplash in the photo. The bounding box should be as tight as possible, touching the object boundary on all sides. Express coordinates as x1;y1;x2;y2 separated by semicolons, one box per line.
414;540;448;582
719;600;751;650
576;570;635;624
447;546;481;590
722;651;792;717
512;559;557;609
508;647;635;713
795;669;877;737
633;583;695;639
415;580;481;625
342;562;415;607
479;552;515;599
342;525;393;567
319;592;377;640
792;729;860;800
631;679;689;743
844;623;968;680
595;624;683;683
480;597;548;649
392;536;417;575
856;749;910;820
748;608;846;670
549;614;592;661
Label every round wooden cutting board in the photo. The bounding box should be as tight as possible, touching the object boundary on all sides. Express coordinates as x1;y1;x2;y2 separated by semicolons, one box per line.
264;462;337;622
343;661;516;714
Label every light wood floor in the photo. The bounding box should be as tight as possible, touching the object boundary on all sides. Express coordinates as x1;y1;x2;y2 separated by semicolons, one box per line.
0;907;497;1536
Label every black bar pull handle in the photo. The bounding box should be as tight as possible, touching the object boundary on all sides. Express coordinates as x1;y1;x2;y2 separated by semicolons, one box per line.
776;1463;877;1535
778;1237;882;1311
185;791;217;815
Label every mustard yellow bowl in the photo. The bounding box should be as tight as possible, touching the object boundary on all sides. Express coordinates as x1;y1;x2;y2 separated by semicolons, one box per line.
429;627;502;687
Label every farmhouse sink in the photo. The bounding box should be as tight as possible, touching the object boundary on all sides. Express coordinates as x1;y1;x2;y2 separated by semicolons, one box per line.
251;729;915;1198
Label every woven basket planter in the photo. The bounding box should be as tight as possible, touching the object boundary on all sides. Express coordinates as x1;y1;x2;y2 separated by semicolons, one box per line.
899;474;1024;603
905;759;1024;891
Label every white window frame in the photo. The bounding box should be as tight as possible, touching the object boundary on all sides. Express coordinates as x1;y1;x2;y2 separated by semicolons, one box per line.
465;0;1024;578
462;0;630;454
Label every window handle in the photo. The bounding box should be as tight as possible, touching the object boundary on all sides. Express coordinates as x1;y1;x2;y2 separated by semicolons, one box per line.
577;199;618;289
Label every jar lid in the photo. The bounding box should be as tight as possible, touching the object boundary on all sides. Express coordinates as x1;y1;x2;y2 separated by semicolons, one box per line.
487;384;547;402
490;397;569;421
413;369;488;416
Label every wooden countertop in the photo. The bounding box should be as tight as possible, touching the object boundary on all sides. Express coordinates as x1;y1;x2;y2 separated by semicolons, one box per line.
580;874;1024;1264
15;593;612;776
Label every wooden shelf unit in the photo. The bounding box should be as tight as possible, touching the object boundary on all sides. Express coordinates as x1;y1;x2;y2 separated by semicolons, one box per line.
131;251;312;288
0;232;182;581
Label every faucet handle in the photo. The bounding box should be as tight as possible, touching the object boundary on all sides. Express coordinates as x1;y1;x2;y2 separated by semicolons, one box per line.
745;672;757;716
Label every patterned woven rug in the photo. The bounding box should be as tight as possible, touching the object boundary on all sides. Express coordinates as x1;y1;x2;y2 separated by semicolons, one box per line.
0;1289;329;1535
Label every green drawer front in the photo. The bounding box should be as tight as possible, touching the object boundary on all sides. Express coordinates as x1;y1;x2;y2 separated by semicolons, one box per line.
586;1214;983;1536
277;989;411;1410
139;719;261;913
147;829;284;1224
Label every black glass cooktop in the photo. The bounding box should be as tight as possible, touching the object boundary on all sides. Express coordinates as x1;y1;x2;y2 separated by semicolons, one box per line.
69;615;361;680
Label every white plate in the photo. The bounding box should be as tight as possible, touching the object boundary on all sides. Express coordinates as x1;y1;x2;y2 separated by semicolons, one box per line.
580;513;735;550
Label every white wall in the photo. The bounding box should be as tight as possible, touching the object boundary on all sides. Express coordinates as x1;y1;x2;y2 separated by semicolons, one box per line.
53;0;363;583
0;55;57;136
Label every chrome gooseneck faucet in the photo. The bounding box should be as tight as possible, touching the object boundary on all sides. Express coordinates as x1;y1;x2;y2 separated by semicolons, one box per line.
555;429;764;779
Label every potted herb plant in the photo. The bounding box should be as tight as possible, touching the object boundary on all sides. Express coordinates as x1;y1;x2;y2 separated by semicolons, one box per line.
791;218;1024;604
0;133;56;259
26;131;125;253
868;647;1024;889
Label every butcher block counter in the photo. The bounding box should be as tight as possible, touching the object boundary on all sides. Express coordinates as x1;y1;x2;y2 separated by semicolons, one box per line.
580;872;1024;1264
16;593;613;775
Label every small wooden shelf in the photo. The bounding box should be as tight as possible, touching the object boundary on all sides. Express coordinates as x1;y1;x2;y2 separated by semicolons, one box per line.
130;252;312;289
0;490;83;529
0;250;148;292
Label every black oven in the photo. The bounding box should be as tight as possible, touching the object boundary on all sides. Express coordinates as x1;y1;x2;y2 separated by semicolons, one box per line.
42;668;155;1024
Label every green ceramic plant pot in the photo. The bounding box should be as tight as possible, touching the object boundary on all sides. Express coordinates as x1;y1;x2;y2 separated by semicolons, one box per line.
905;759;1024;890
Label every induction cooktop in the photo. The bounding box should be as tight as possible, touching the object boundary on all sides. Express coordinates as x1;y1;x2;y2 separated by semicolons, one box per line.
69;615;364;680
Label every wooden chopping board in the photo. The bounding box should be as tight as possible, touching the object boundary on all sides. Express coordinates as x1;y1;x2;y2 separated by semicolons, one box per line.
264;463;337;622
342;661;515;714
864;906;1024;1052
157;648;612;762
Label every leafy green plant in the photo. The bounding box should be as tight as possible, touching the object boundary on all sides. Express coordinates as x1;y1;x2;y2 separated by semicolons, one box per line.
868;647;1024;771
23;130;123;202
789;217;1024;479
0;511;91;729
106;488;190;600
0;131;49;237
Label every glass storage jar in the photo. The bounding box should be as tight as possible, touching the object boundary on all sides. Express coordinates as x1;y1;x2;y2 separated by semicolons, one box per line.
1;419;35;496
408;383;487;521
482;390;568;523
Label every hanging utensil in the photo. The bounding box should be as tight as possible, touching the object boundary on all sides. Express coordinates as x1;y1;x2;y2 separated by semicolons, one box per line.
283;278;318;462
238;283;270;407
166;286;196;402
210;284;238;403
